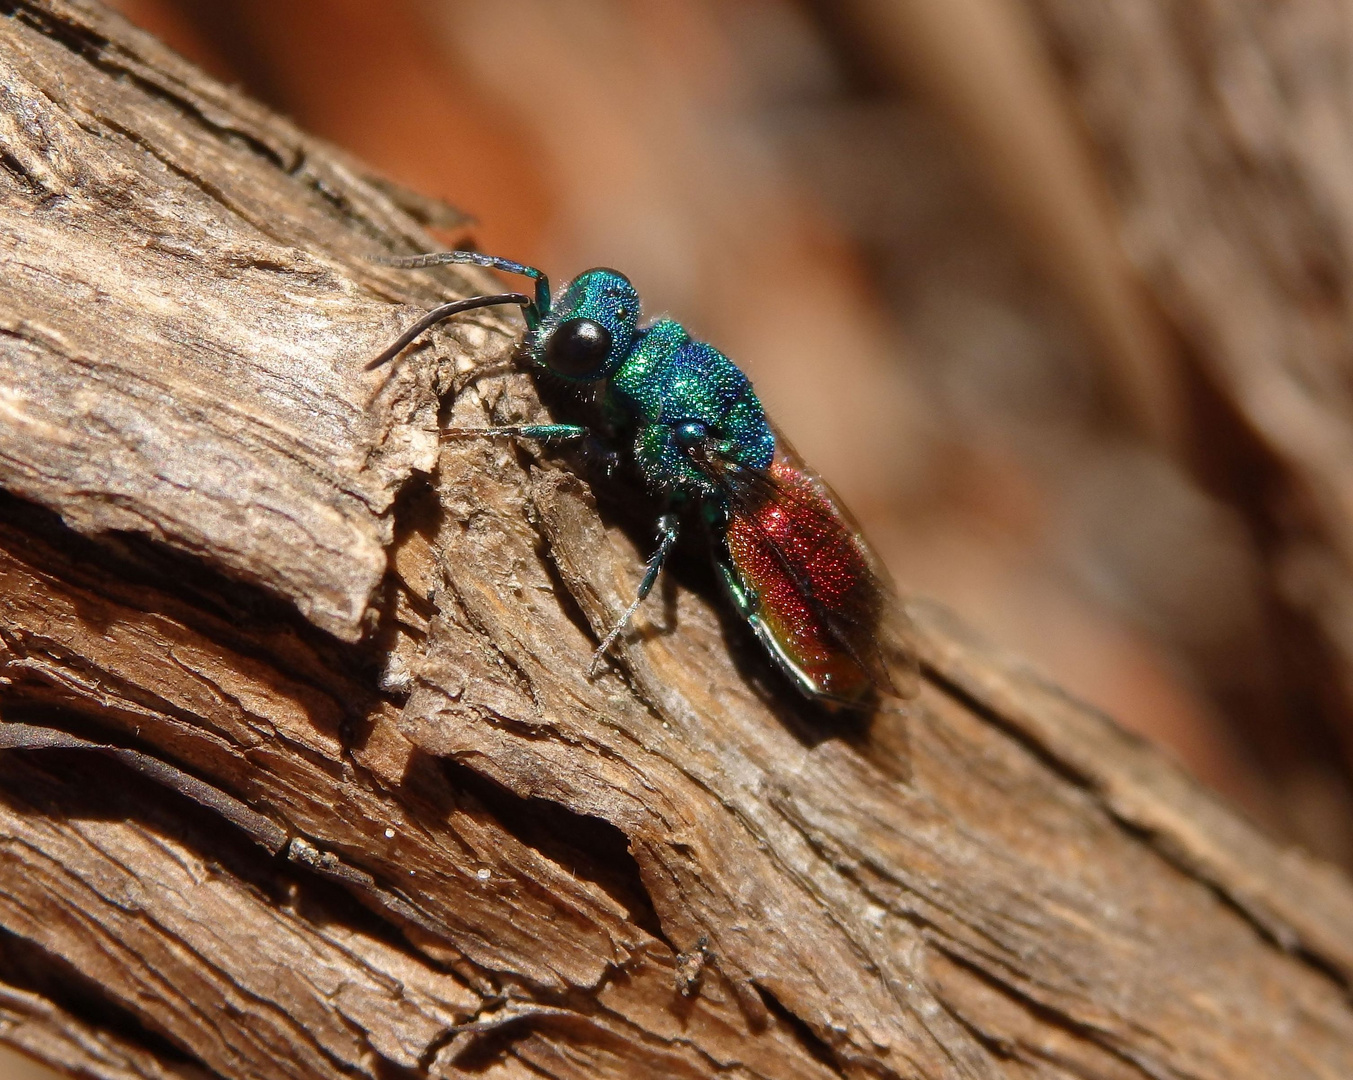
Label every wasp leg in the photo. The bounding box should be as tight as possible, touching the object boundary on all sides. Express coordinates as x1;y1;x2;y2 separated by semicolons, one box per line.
589;513;681;675
446;425;617;472
440;424;590;443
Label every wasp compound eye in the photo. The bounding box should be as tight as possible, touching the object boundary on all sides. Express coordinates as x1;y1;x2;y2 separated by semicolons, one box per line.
544;318;613;378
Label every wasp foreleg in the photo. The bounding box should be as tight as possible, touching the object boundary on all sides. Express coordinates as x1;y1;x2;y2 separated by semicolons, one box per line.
589;513;681;675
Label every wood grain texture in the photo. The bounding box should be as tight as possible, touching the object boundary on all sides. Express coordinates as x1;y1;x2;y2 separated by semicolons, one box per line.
1;1;1352;1078
0;0;465;641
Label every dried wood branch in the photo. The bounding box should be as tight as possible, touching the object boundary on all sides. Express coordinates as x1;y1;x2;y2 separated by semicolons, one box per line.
2;1;1353;1078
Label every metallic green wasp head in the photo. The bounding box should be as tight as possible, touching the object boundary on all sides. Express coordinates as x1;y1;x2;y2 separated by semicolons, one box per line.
528;268;641;382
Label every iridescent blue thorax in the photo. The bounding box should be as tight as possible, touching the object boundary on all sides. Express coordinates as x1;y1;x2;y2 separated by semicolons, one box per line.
532;269;775;501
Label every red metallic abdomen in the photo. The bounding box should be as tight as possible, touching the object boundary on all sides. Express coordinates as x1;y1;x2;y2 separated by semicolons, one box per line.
724;462;882;703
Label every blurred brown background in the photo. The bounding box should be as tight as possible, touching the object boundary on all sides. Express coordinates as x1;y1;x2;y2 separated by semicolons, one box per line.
72;0;1353;870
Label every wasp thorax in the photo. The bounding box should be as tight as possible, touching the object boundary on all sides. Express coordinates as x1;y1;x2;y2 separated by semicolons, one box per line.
543;318;613;378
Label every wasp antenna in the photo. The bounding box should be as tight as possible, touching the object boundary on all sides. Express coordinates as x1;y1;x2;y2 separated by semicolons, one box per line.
366;292;530;371
370;250;551;328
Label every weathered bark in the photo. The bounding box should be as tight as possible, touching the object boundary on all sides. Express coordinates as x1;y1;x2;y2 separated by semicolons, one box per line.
2;1;1353;1078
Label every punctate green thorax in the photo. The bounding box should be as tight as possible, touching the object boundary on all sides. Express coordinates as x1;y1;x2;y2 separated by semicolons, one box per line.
527;269;776;502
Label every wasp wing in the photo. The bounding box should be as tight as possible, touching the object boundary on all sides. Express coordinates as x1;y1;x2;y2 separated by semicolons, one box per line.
701;427;919;704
